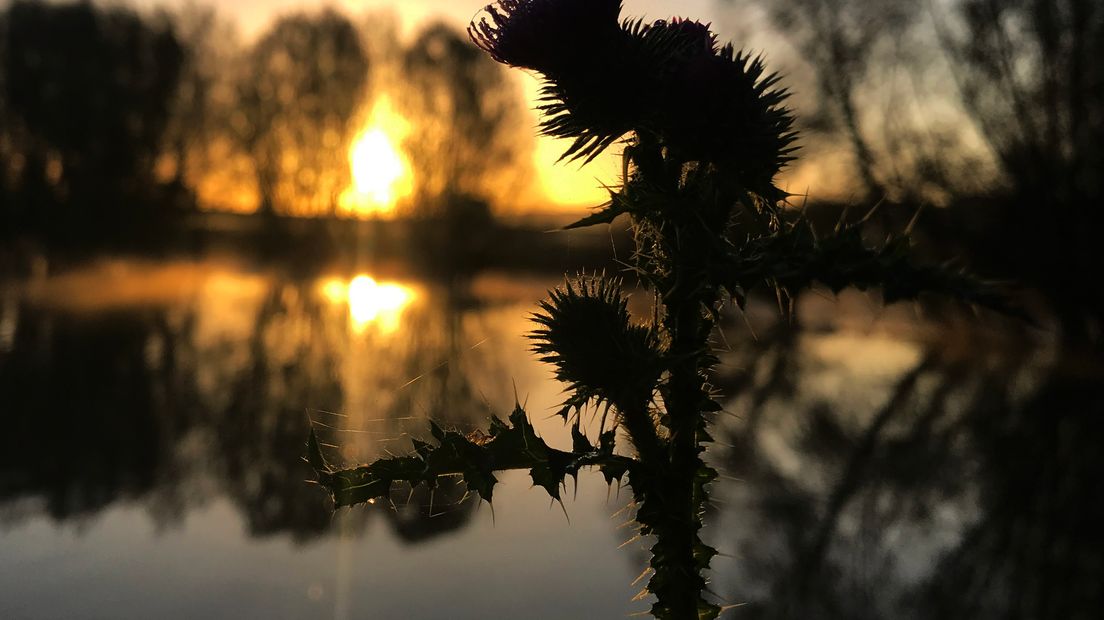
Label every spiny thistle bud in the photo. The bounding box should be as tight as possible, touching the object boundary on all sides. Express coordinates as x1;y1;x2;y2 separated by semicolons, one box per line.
529;276;663;415
655;47;797;190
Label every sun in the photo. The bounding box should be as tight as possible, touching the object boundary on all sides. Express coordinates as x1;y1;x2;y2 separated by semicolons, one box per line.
350;129;403;203
339;97;414;217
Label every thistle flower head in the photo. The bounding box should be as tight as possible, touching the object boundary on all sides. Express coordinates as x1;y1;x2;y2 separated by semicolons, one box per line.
655;46;797;189
468;0;623;78
645;18;718;59
529;275;663;415
469;2;797;187
631;20;796;185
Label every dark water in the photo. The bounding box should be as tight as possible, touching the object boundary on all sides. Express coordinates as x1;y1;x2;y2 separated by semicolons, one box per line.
1;258;1101;619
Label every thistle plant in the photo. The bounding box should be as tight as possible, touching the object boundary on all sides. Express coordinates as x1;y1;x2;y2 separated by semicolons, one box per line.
308;2;1011;617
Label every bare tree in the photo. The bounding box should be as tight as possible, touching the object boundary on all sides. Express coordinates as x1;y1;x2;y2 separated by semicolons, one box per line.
396;22;530;215
724;0;920;199
938;0;1103;205
1;0;184;241
235;10;369;217
159;4;240;195
936;0;1104;341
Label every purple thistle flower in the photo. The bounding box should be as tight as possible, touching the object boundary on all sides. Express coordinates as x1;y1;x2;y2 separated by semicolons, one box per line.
468;0;624;78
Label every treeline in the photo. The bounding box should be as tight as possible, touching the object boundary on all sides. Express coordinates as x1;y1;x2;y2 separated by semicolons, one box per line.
0;0;529;249
724;0;1104;345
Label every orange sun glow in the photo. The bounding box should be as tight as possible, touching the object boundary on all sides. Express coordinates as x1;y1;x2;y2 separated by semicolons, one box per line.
339;97;414;217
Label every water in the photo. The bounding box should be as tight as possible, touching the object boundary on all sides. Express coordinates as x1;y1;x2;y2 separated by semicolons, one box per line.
1;257;1101;619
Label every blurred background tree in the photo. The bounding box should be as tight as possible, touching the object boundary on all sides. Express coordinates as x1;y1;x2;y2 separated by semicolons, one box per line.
383;21;534;278
233;10;369;218
723;0;993;204
396;22;531;216
0;0;184;245
740;0;918;199
0;8;11;207
936;0;1104;343
722;0;1104;345
158;3;240;199
0;2;537;249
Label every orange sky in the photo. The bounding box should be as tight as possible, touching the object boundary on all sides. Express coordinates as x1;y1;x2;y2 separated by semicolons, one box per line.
144;0;724;211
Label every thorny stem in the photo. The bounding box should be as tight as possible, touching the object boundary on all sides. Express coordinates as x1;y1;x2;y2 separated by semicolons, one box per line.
620;400;667;471
624;136;724;619
646;280;718;618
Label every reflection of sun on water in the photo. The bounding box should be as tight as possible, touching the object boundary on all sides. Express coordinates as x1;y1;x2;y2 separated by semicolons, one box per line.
339;97;414;218
321;274;414;334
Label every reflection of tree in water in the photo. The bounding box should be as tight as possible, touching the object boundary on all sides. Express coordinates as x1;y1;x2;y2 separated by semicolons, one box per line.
378;476;475;546
711;313;1104;619
0;270;513;547
215;280;345;541
0;309;196;523
311;279;511;544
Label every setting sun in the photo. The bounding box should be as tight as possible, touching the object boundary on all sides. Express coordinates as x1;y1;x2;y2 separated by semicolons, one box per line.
350;129;404;204
339;97;414;217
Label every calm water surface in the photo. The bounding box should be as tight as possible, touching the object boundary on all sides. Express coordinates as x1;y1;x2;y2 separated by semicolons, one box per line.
1;258;1101;619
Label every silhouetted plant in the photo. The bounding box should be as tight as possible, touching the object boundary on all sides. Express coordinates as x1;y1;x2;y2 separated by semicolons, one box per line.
308;2;1010;617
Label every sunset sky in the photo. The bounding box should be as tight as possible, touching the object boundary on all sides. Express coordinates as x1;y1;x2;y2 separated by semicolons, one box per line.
153;1;721;40
139;0;726;211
